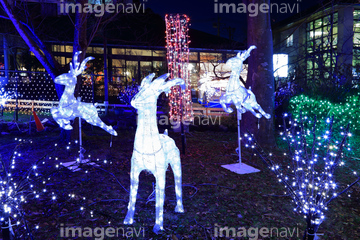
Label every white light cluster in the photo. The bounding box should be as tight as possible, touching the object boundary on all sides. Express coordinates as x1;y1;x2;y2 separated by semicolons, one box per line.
243;114;359;235
123;73;185;234
0;138;56;235
51;51;117;136
219;45;271;119
0;87;15;107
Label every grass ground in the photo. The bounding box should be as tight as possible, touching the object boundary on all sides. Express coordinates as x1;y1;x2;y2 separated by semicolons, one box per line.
0;112;359;239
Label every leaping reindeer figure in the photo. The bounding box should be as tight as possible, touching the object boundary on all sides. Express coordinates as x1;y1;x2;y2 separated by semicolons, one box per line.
51;51;117;136
220;45;270;119
123;73;184;234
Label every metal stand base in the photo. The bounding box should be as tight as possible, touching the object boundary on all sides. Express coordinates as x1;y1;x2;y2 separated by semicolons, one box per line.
62;159;98;172
221;163;260;175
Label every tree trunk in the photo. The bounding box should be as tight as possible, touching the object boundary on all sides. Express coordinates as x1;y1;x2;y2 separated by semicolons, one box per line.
242;0;275;147
303;225;320;240
72;0;89;140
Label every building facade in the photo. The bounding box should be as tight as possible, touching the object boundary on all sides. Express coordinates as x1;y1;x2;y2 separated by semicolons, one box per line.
273;3;359;92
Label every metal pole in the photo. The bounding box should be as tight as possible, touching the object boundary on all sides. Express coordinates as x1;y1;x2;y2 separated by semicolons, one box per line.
15;74;18;121
3;34;9;85
79;116;82;164
237;109;241;165
92;73;95;104
180;86;186;154
103;38;109;115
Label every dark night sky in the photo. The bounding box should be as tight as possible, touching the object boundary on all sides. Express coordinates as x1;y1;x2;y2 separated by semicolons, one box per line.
145;0;323;43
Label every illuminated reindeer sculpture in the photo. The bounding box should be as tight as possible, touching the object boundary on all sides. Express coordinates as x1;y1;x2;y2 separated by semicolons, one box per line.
123;73;184;234
51;51;117;136
220;45;270;119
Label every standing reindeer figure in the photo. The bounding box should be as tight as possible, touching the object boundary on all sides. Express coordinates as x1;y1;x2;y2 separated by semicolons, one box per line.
123;73;184;234
220;45;270;119
51;51;117;136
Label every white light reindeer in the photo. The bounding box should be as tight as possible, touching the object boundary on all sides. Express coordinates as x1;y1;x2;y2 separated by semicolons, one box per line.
51;51;117;136
220;45;270;119
123;73;184;234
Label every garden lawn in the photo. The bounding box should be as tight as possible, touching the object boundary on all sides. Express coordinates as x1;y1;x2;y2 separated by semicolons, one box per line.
0;125;359;239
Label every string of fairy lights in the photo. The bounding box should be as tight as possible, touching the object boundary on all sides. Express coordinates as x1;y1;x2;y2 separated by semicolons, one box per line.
289;93;360;133
242;114;359;236
0;87;14;107
1;137;125;237
0;71;95;113
165;14;193;122
0;138;57;237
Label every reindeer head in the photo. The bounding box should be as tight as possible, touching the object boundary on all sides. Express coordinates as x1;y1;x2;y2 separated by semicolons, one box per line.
131;73;185;110
54;51;94;86
226;45;257;70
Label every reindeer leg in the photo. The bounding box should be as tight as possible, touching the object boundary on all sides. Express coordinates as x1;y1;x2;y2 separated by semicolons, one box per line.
170;151;184;213
220;94;234;113
51;108;73;130
242;102;262;118
82;106;117;136
153;169;166;234
253;104;271;119
124;160;141;225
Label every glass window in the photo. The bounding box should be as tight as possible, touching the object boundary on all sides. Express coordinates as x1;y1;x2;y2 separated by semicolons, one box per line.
93;47;104;54
200;52;222;62
307;60;313;70
273;54;288;78
126;61;138;84
153;61;166;75
112;59;125;67
332;26;338;35
333;12;338;23
354;10;360;20
140;61;152;79
314;19;322;29
323;15;331;25
354;33;360;47
65;46;73;53
306;12;337;81
126;49;152;56
112;67;126;84
287;34;293;47
226;53;236;59
52;45;64;52
152;50;166;57
55;56;66;66
112;48;125;55
189;52;198;61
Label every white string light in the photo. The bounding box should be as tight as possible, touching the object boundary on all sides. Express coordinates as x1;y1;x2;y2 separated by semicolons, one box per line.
243;114;360;237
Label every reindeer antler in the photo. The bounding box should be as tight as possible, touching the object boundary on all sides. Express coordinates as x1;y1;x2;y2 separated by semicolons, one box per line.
69;51;95;76
237;45;256;60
